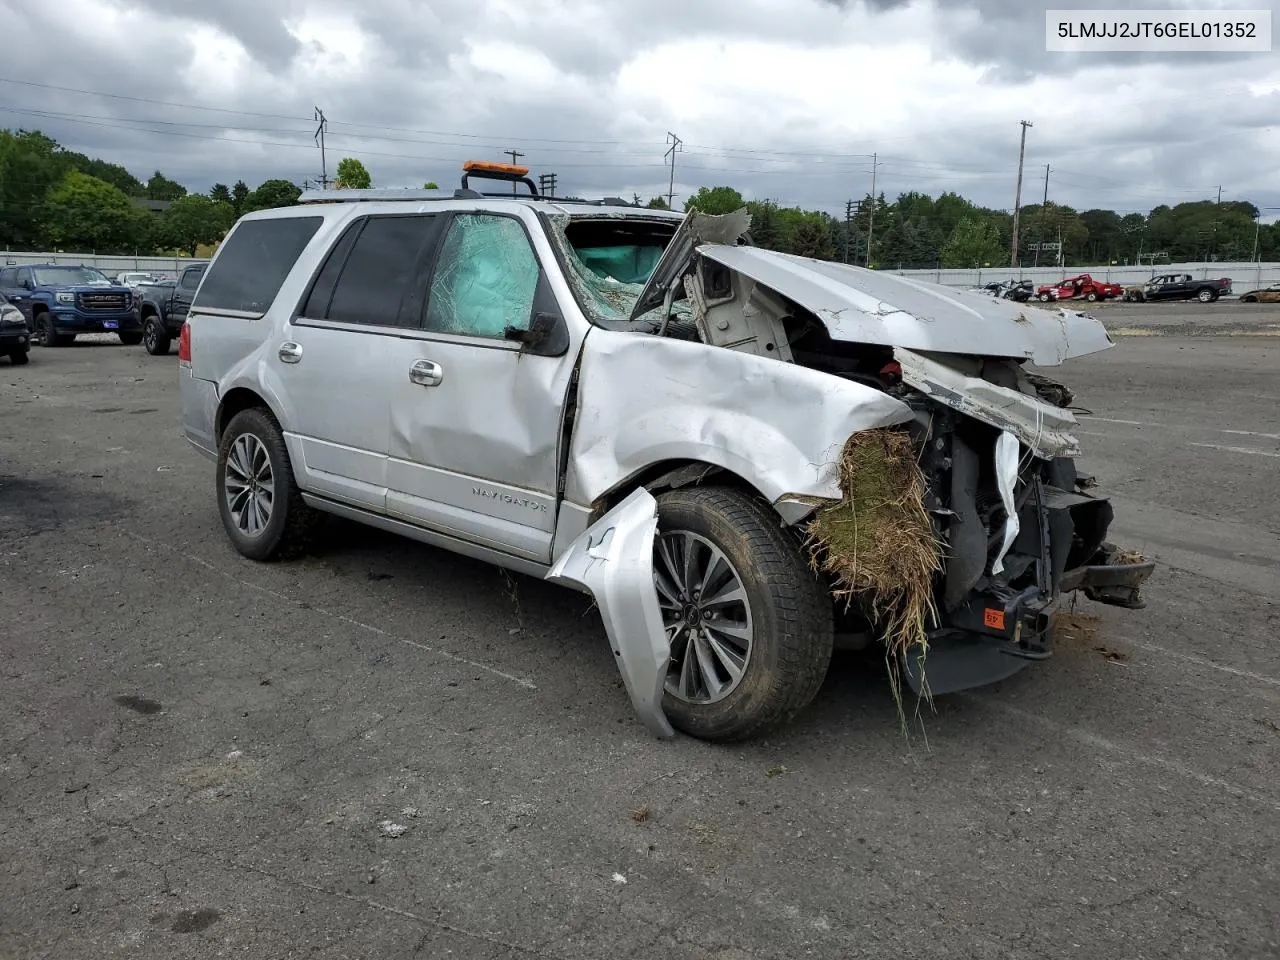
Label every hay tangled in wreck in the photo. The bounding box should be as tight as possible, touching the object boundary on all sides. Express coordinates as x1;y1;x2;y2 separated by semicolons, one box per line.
805;428;945;721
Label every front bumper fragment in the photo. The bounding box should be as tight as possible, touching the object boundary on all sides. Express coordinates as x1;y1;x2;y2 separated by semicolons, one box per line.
1059;542;1155;609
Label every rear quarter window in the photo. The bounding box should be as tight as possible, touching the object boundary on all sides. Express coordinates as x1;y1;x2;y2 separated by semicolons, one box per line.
193;216;323;316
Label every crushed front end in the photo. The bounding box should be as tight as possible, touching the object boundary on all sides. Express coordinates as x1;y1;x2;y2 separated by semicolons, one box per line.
890;349;1155;696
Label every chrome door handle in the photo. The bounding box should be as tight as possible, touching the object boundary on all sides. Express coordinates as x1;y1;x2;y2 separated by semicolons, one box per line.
278;341;303;364
409;359;443;387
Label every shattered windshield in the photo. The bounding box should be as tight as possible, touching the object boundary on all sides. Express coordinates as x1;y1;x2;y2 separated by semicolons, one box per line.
544;213;686;325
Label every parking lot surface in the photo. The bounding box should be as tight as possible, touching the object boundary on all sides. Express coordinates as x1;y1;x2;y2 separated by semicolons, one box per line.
2;327;1278;959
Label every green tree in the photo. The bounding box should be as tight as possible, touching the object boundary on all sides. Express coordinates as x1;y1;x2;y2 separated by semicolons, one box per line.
41;171;146;252
423;181;440;190
684;186;744;215
209;183;232;206
645;196;669;210
146;170;187;201
231;180;250;217
244;179;302;212
940;217;1005;268
335;157;372;189
162;194;234;256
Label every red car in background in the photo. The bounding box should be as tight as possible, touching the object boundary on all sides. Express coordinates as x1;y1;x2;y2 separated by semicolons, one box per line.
1035;274;1124;303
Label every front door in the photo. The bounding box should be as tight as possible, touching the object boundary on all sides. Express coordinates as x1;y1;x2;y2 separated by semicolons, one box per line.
384;211;579;564
278;212;445;512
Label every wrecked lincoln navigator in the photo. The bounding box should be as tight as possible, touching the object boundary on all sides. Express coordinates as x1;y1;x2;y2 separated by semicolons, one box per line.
180;169;1153;743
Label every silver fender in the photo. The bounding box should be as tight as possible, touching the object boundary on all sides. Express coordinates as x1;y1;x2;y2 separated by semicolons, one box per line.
545;487;675;739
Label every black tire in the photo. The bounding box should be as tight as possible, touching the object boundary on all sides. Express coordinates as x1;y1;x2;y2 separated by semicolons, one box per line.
8;349;29;366
142;316;170;355
1037;292;1050;302
1241;295;1257;303
118;331;143;346
1085;291;1098;302
1197;288;1216;303
215;407;316;562
653;486;833;742
34;314;57;347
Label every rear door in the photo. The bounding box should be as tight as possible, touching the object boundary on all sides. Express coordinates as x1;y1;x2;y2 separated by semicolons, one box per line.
383;210;578;563
279;212;445;512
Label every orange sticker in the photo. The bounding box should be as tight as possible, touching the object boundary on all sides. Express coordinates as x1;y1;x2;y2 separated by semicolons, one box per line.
983;608;1006;630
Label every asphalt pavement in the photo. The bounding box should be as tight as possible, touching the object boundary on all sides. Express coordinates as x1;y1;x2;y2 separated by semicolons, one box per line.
1;318;1277;960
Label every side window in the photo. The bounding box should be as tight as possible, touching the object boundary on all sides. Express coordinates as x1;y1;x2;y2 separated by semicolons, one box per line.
0;268;15;287
194;216;323;315
17;268;32;288
324;215;439;328
424;214;539;338
177;267;202;293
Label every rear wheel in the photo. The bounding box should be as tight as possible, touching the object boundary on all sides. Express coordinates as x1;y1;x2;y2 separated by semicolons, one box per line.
1241;295;1258;303
143;316;170;355
653;486;833;742
216;407;315;561
1197;288;1216;303
1085;291;1098;302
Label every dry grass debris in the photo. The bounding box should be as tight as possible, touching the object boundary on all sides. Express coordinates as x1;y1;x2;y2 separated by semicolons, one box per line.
805;428;944;723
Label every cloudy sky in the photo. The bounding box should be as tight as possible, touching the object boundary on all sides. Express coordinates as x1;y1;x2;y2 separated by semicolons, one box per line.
1;0;1277;217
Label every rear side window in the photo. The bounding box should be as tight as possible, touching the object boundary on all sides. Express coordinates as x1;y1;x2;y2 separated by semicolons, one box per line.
194;216;322;315
177;266;205;293
300;214;440;328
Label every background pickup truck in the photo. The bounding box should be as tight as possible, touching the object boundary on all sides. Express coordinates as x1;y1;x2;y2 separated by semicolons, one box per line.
0;263;141;346
137;262;207;355
1133;273;1232;303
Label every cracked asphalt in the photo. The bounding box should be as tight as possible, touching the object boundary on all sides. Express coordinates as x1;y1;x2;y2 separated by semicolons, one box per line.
1;325;1278;959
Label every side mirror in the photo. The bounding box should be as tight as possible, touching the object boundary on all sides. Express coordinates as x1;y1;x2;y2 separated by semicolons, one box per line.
504;311;557;351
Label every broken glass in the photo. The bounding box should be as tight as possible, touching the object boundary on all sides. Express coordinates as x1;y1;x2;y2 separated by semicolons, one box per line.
425;214;538;337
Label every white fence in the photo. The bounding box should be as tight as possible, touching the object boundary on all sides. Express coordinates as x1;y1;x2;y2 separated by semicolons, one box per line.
2;251;202;274
7;248;1280;293
891;261;1280;291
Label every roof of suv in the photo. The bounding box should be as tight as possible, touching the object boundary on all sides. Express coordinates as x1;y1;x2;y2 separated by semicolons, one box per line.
296;188;686;222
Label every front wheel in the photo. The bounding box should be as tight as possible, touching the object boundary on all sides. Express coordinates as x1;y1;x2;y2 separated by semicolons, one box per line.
216;408;315;561
1241;295;1258;303
653;486;833;742
119;331;143;346
35;315;57;347
1037;293;1051;302
8;349;29;366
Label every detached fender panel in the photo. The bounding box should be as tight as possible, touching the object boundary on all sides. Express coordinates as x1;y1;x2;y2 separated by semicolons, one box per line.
545;488;675;739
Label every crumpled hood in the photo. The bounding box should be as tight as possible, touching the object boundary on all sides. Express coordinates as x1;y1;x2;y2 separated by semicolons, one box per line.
696;245;1113;367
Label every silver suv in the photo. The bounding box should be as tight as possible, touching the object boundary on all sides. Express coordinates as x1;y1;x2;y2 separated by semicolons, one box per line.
179;164;1153;742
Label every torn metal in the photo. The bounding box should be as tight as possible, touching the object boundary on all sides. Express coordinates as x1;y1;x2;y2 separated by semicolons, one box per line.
895;348;1082;460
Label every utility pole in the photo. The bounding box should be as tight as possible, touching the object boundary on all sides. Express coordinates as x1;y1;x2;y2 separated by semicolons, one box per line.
1010;119;1033;272
1033;163;1050;267
844;199;857;263
664;132;683;209
505;150;525;196
313;108;329;189
864;154;879;267
1215;185;1222;204
538;172;557;197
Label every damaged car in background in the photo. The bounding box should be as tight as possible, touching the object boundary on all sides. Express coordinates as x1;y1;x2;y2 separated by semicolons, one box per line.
180;165;1154;743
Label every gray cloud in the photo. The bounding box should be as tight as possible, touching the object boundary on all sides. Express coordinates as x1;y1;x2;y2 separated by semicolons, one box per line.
0;0;1275;219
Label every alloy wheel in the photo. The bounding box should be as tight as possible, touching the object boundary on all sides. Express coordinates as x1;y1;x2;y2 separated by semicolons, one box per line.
654;530;754;704
223;433;275;537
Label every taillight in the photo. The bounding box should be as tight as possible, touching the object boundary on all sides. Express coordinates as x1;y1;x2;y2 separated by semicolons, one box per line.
178;321;191;363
